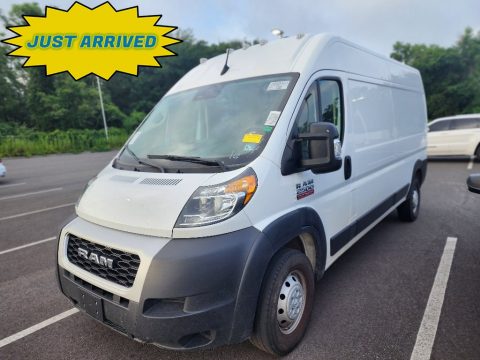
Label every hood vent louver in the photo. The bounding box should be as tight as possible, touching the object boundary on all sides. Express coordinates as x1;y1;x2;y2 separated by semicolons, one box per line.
140;178;182;186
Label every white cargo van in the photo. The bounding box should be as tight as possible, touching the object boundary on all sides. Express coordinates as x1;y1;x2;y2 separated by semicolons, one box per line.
57;33;428;355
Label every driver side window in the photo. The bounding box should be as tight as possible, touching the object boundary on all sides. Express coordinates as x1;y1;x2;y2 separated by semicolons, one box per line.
295;79;344;159
296;83;319;159
296;79;343;136
296;83;319;134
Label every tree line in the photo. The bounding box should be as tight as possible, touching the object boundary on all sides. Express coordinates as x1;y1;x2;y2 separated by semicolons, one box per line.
391;28;480;120
0;2;479;138
0;2;245;136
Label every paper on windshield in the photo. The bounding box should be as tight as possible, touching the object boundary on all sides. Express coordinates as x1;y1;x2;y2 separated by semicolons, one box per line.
265;111;281;126
267;81;289;91
242;133;263;143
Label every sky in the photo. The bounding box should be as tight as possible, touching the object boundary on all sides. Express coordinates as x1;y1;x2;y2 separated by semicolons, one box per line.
1;0;479;56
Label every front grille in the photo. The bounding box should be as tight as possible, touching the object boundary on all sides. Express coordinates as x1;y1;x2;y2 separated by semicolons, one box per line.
66;234;140;288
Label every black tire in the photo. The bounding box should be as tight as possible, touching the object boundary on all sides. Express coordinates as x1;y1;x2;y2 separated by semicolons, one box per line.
475;145;480;161
250;249;315;356
397;177;421;222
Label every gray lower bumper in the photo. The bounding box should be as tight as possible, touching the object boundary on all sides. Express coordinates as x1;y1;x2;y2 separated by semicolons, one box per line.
57;218;271;349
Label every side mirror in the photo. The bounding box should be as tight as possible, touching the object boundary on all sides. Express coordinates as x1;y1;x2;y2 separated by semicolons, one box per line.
298;122;342;173
467;174;480;194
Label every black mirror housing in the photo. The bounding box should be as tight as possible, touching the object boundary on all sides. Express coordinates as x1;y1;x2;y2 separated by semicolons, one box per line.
298;122;342;173
467;174;480;194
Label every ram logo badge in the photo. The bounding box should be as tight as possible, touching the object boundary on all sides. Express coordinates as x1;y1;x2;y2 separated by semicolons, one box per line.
296;179;315;200
77;247;114;269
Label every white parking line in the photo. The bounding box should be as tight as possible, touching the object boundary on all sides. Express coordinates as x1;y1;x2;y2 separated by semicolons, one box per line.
410;237;457;360
0;182;26;189
467;156;474;170
0;187;63;201
0;203;75;222
0;308;79;349
0;237;56;255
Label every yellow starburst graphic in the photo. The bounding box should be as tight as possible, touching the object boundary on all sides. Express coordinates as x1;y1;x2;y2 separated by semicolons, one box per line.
2;1;181;80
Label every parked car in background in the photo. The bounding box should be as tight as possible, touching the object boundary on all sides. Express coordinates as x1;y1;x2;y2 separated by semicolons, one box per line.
467;174;480;194
427;114;480;158
0;159;6;177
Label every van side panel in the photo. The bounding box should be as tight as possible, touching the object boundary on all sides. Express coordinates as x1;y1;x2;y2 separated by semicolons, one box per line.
347;78;410;223
391;87;428;158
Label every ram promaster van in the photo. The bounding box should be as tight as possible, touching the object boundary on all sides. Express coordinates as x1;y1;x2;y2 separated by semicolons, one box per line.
57;33;428;355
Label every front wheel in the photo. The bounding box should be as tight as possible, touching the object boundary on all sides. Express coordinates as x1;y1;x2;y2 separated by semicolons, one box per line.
250;249;314;356
398;178;421;222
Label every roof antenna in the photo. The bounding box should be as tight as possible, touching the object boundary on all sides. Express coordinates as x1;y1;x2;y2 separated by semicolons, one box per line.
220;48;231;76
272;28;285;38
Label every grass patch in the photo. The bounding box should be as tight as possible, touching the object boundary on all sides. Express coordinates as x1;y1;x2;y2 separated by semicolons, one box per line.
0;128;129;157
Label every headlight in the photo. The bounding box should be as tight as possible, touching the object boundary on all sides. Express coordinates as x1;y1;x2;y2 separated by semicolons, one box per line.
175;169;257;227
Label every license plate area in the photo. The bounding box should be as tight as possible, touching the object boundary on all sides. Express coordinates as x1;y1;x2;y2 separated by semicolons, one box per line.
79;290;104;321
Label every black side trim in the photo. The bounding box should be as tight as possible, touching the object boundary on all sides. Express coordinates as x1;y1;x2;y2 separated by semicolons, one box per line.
330;185;409;256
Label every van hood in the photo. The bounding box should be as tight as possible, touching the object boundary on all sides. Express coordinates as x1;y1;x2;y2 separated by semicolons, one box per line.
76;168;215;238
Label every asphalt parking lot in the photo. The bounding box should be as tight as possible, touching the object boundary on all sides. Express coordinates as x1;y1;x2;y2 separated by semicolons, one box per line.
0;151;479;360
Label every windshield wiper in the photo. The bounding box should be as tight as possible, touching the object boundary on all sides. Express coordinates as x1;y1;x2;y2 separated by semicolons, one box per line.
124;146;166;173
147;154;229;171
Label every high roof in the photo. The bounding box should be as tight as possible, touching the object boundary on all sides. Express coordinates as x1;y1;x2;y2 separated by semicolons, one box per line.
167;33;422;95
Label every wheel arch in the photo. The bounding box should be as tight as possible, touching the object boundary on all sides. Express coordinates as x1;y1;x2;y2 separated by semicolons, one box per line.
228;207;327;344
474;142;480;157
413;159;428;187
262;207;327;280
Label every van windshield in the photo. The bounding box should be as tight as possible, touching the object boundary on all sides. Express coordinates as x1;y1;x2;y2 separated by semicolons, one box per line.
115;73;298;172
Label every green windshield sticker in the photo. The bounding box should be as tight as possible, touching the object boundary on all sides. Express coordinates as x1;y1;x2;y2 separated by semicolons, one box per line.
263;125;273;132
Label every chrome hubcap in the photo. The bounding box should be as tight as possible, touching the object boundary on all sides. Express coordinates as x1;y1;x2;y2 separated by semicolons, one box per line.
277;271;306;334
412;189;419;214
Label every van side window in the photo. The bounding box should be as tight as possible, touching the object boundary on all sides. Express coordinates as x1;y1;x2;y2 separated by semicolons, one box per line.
295;83;319;159
296;83;319;134
318;80;343;136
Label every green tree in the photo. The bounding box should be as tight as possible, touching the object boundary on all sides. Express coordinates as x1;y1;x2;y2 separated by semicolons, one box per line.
0;43;27;125
0;2;43;26
391;28;480;119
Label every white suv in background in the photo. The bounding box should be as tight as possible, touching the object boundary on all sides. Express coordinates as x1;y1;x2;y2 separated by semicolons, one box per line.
427;114;480;158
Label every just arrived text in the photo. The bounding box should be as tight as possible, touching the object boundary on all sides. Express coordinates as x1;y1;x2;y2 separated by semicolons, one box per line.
26;34;157;49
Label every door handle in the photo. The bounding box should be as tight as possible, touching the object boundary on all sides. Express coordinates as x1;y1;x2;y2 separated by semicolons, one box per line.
344;156;352;180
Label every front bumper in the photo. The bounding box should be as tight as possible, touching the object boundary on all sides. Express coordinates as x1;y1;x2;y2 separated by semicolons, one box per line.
57;217;270;350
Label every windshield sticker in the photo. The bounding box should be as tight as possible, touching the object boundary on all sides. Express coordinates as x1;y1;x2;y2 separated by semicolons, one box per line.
129;131;141;145
243;143;257;152
267;81;289;91
263;125;273;133
265;111;281;126
296;179;314;200
242;133;263;144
